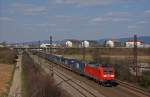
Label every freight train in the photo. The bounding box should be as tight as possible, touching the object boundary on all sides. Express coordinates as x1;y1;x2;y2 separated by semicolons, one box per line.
31;50;116;86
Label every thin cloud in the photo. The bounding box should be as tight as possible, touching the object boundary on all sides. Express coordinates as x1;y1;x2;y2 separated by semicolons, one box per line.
12;3;47;15
112;18;130;22
54;0;126;7
0;17;14;21
144;10;150;13
91;16;130;23
128;25;137;29
48;15;90;25
91;11;131;23
91;17;111;22
106;12;130;17
53;0;147;7
24;23;56;27
144;10;150;17
35;23;56;27
137;21;148;24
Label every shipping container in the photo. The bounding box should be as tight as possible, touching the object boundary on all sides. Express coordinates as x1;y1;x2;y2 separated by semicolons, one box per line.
71;61;86;74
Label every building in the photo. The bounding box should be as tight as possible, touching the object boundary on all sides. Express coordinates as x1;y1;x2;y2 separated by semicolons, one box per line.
65;40;81;48
126;40;144;48
40;43;49;48
65;41;73;47
82;40;98;48
105;40;114;47
143;44;150;48
105;40;123;47
0;42;6;47
40;43;56;48
82;40;89;47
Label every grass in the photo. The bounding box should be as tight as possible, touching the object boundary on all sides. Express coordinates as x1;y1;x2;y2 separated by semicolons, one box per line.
0;47;17;64
21;60;29;97
0;47;17;97
0;64;14;97
63;54;150;63
5;64;16;97
57;48;150;56
21;52;62;97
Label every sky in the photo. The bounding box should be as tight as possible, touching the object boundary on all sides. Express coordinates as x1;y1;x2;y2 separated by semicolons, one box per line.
0;0;150;42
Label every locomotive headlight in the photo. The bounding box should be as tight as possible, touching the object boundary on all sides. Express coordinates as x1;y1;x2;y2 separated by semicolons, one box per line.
103;75;107;77
110;75;114;77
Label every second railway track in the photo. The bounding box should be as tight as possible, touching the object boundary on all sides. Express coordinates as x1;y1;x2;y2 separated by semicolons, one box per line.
30;54;150;97
117;80;150;97
47;64;105;97
47;59;150;97
30;54;105;97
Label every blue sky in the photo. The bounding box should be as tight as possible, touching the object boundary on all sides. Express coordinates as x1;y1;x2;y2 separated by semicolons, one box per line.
0;0;150;42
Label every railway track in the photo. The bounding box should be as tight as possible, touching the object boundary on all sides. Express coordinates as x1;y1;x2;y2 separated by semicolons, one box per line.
117;80;150;97
47;60;150;97
30;54;150;97
29;53;105;97
47;65;104;97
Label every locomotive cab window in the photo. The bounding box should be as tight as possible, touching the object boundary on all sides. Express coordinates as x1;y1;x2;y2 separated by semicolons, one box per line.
103;69;113;74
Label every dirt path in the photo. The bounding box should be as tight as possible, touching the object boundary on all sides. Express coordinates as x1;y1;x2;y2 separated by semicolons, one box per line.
8;55;22;97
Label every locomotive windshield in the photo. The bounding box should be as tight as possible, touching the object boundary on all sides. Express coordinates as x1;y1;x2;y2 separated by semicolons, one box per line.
103;68;113;74
102;64;111;67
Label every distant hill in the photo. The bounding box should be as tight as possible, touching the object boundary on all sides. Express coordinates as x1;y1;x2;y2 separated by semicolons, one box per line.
118;36;150;44
16;40;62;46
13;36;150;46
98;36;150;44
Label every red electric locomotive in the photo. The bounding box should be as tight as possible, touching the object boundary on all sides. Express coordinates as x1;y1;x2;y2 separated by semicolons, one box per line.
84;62;115;86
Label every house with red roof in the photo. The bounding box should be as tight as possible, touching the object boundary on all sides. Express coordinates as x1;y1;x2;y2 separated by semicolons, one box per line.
126;40;144;48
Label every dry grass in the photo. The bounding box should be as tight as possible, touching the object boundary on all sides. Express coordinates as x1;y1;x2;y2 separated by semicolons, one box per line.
99;55;150;63
57;48;150;56
63;54;150;63
0;47;17;64
22;52;62;97
0;48;17;96
0;64;13;96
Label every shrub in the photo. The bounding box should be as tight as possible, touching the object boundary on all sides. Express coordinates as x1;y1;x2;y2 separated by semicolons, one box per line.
138;71;150;88
0;47;17;64
22;52;61;97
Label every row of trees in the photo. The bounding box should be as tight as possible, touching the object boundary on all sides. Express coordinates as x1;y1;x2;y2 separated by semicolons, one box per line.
22;51;61;97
